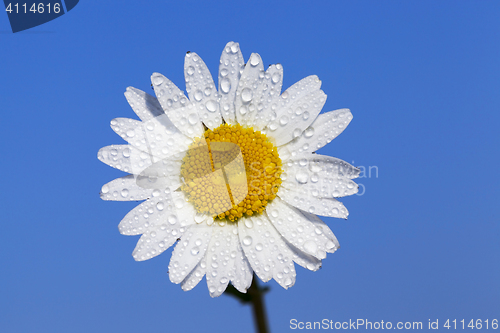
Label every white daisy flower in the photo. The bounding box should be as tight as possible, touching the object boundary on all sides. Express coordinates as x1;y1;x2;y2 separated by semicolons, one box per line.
98;42;359;297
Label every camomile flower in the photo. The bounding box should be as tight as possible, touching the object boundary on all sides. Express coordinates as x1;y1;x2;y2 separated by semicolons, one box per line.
98;42;359;297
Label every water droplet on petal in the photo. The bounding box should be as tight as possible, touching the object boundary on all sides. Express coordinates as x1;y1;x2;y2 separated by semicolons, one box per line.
188;113;198;125
194;90;203;101
156;202;164;211
187;66;195;75
153;76;164;85
205;100;217;113
295;170;309;184
241;88;253;103
101;185;109;194
168;215;178;225
121;189;129;198
242;236;253;246
250;54;260;66
304;127;314;138
272;73;281;84
221;78;231;93
293;128;302;138
303;240;318;256
191;246;200;255
244;219;254;229
230;43;239;53
279;115;289;126
255;243;263;252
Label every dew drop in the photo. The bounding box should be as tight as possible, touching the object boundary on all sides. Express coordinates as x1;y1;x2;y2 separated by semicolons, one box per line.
188;113;198;125
303;240;318;256
250;54;260;66
270;210;279;218
272;73;281;84
153;76;164;85
168;215;178;225
194;213;207;223
156;202;164;211
292;128;302;138
220;68;229;77
126;130;135;138
279;115;289;126
101;185;109;194
205;100;217;113
244;219;254;229
255;243;263;252
186;66;195;75
191;246;200;255
304;127;315;138
242;236;253;246
221;78;231;93
230;43;239;53
121;189;129;198
194;90;203;101
241;88;253;102
295;170;309;184
326;240;336;250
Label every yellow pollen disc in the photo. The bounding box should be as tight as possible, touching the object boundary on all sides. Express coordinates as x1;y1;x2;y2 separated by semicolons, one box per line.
180;124;282;222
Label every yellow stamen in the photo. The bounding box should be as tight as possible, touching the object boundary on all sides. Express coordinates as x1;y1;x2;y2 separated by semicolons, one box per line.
180;124;282;222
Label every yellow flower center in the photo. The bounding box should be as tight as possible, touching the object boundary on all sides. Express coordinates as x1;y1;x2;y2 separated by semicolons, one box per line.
180;124;282;222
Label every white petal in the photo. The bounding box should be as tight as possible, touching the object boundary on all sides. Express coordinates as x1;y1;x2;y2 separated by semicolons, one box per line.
265;197;337;260
100;175;152;201
110;118;149;152
118;191;196;237
300;154;360;179
287;243;322;271
279;109;353;158
252;64;284;131
205;222;238;297
231;244;253;293
299;211;339;253
278;184;349;218
124;87;164;122
184;52;222;130
135;158;183;191
97;144;153;175
151;73;203;138
169;223;212;284
110;116;191;160
235;53;265;127
138;114;192;160
266;89;326;146
218;41;244;125
281;157;359;199
181;258;207;291
238;215;296;289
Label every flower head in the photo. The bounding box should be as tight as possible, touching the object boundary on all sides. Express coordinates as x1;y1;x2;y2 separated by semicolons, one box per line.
98;42;359;297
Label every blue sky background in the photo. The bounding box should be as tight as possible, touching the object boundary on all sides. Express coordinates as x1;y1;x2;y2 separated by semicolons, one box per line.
1;1;499;332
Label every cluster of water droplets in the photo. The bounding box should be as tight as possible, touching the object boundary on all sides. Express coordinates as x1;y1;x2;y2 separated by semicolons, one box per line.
184;52;221;130
218;42;245;125
279;108;353;160
115;191;195;261
100;175;152;201
168;224;212;284
151;73;203;138
264;75;325;146
265;197;340;261
238;214;297;288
